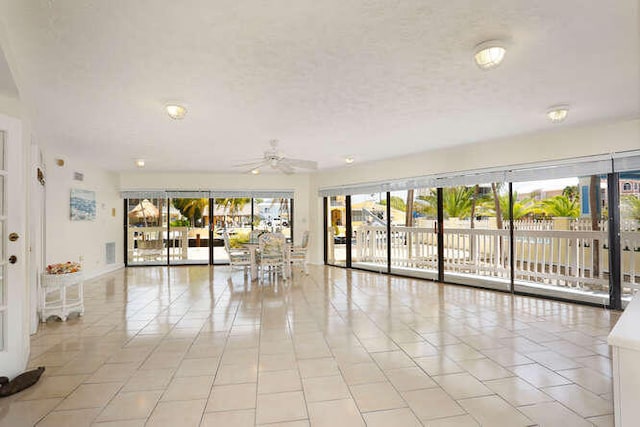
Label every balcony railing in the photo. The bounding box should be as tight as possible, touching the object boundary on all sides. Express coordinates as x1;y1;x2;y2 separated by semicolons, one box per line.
342;223;640;297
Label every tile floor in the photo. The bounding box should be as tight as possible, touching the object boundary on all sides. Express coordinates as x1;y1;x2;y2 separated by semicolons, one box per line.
0;265;620;426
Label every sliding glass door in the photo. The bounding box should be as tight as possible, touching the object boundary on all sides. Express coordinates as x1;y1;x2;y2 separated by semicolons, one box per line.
326;196;347;266
126;198;167;265
322;153;640;309
168;198;210;265
389;189;438;280
350;192;388;273
441;182;511;291
619;172;640;303
125;193;293;266
511;175;610;304
212;198;253;264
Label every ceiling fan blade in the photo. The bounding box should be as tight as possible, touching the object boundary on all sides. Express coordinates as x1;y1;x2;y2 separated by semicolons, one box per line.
233;159;267;168
276;163;295;175
284;158;318;170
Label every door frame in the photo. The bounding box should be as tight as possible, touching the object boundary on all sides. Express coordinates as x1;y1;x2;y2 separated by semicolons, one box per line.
0;112;28;378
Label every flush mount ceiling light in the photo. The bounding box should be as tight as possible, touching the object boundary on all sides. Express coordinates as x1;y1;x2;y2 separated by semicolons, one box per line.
473;40;506;70
546;105;570;123
165;104;187;120
135;159;145;168
251;168;260;175
345;156;355;164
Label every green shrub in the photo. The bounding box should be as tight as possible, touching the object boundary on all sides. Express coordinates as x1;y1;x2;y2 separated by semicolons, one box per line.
229;230;250;248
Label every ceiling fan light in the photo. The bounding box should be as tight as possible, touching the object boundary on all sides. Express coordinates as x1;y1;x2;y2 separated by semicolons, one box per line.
473;41;506;70
251;168;260;175
135;159;145;168
546;105;569;123
345;156;355;164
166;104;187;119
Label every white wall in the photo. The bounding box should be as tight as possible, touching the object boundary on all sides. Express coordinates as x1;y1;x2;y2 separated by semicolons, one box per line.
0;92;19;117
119;172;312;244
45;153;124;278
313;118;640;189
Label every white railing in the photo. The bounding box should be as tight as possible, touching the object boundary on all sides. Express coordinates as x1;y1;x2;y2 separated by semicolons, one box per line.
349;224;640;296
621;230;640;293
512;229;609;290
512;220;554;230
390;226;438;270
443;227;511;279
127;226;189;262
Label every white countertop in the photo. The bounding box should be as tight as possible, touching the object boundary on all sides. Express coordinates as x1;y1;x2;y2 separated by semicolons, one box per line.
608;293;640;351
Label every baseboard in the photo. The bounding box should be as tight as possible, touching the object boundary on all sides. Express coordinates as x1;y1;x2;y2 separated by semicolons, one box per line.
83;263;125;280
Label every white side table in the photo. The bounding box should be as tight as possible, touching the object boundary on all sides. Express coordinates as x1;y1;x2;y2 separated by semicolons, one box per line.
40;271;84;322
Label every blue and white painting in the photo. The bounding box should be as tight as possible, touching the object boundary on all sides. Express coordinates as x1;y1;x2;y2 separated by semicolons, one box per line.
70;189;96;221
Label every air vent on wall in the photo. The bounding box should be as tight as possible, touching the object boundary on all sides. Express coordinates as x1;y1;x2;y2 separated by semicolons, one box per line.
105;242;116;265
73;172;84;181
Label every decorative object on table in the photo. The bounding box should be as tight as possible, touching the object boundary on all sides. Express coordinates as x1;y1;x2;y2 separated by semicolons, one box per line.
70;189;96;221
46;261;81;274
0;366;45;398
40;262;84;322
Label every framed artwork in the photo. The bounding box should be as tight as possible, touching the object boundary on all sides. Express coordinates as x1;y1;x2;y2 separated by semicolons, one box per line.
70;189;96;221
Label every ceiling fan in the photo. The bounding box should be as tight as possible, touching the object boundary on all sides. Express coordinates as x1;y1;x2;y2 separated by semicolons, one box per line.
234;140;318;175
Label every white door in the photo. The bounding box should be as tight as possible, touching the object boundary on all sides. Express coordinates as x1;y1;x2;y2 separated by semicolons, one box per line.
0;113;28;378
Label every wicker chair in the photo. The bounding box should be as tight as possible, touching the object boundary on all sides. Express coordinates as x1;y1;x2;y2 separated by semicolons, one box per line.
223;231;251;274
290;231;310;274
257;232;288;283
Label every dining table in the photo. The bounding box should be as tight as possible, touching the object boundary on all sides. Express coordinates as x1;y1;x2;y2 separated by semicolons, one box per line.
242;239;291;280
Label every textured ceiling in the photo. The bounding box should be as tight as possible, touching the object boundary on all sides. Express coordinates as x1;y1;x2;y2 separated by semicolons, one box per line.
0;0;638;172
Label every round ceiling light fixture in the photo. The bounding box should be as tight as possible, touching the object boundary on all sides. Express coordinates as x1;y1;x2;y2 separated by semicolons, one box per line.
135;159;145;168
546;105;570;123
165;104;187;120
473;40;506;70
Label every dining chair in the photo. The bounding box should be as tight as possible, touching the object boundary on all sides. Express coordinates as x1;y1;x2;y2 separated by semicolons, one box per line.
257;232;288;283
249;229;265;244
223;231;251;275
290;231;310;274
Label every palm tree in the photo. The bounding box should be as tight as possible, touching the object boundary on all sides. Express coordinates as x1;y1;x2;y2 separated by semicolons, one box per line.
442;187;474;219
563;185;579;202
380;196;407;212
172;198;208;225
417;187;475;219
539;195;580;218
487;191;536;221
491;183;504;230
215;198;251;215
589;175;601;277
415;193;437;217
405;189;415;227
621;195;640;220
